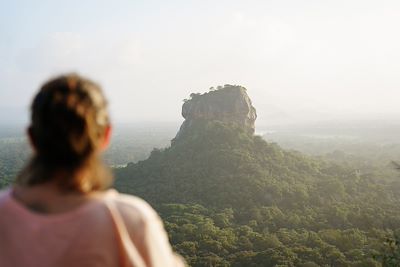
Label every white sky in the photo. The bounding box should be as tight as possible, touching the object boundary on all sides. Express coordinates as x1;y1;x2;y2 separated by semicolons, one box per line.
1;0;399;125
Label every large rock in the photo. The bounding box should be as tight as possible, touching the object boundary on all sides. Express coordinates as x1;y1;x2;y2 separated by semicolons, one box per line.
175;85;257;140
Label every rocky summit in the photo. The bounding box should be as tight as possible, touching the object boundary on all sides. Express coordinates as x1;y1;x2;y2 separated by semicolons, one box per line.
175;84;257;140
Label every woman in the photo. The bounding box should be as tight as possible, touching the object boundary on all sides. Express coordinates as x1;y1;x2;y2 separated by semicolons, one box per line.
0;74;185;267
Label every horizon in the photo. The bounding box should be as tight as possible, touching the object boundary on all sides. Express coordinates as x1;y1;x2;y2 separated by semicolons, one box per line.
1;0;400;125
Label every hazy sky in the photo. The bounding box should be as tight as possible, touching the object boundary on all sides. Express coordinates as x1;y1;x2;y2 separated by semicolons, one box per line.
1;0;399;125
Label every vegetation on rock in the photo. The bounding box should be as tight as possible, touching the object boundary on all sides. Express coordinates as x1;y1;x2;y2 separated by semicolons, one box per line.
115;118;400;266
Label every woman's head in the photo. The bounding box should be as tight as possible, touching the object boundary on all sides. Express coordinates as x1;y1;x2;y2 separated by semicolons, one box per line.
17;74;112;192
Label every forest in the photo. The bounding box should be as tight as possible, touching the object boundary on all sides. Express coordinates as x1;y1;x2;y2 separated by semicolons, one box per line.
1;116;400;266
113;118;400;266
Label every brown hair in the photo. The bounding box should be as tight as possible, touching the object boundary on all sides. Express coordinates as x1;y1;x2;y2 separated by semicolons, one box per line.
16;74;112;193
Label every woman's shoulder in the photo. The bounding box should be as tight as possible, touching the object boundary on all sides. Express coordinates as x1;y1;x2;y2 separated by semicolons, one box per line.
103;189;160;226
0;188;11;205
102;190;186;267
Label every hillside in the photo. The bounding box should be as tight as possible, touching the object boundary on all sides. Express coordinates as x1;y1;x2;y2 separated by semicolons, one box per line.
115;85;399;266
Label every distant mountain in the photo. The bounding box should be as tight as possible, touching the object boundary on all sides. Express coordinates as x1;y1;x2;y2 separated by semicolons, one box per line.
114;85;398;266
177;85;257;137
115;85;320;209
115;117;324;210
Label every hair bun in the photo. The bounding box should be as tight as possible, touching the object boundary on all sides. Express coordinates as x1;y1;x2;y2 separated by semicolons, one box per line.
30;74;109;168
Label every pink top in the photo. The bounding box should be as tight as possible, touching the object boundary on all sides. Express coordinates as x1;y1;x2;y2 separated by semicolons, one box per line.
0;188;185;267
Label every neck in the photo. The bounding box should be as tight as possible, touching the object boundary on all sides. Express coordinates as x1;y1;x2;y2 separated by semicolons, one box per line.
12;180;95;214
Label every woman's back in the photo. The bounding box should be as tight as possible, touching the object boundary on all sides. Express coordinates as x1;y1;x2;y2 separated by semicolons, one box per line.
0;188;183;267
0;74;184;266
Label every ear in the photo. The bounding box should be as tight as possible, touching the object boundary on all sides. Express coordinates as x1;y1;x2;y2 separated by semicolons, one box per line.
101;125;112;151
27;126;37;153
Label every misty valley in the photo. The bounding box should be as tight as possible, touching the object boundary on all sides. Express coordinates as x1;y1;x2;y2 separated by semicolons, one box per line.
2;86;400;267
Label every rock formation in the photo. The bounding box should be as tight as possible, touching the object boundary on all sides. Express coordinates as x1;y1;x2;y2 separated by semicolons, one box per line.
175;84;257;140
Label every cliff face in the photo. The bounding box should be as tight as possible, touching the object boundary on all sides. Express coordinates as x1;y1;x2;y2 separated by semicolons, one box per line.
175;85;257;140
